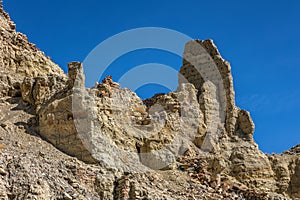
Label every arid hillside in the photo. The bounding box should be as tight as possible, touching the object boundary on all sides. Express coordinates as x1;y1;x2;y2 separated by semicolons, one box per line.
0;3;299;200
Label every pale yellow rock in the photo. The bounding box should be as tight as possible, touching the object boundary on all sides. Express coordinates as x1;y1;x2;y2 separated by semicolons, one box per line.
0;2;299;198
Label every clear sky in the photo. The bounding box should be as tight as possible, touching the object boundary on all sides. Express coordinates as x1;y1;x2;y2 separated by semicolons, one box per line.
3;0;300;154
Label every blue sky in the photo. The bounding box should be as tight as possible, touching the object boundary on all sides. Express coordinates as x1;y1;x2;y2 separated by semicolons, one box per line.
3;0;300;153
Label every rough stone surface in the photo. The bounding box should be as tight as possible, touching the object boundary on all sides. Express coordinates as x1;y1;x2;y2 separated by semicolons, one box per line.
0;3;299;199
20;75;67;110
179;40;237;135
237;109;255;135
0;2;66;99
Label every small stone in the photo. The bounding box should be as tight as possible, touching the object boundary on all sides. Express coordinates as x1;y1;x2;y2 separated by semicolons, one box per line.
0;168;6;176
0;123;7;129
63;192;72;200
71;182;79;188
39;151;45;157
0;144;6;149
207;187;215;193
72;193;79;199
142;118;151;125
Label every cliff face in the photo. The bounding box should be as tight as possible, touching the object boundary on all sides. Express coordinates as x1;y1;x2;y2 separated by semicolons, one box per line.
0;3;66;98
0;3;299;200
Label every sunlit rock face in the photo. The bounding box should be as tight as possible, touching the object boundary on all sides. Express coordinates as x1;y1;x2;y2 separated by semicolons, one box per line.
35;40;298;198
0;3;299;198
0;3;66;98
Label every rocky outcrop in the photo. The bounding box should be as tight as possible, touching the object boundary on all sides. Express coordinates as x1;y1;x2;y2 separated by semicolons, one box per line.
33;40;299;198
179;40;237;135
20;75;67;110
0;3;299;199
237;109;255;135
38;62;95;163
177;40;278;194
0;3;66;98
268;145;300;198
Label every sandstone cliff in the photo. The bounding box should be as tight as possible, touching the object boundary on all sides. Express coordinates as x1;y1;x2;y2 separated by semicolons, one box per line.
0;3;299;200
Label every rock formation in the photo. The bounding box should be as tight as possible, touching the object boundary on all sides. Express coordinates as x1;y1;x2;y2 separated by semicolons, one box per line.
0;3;299;199
0;3;66;98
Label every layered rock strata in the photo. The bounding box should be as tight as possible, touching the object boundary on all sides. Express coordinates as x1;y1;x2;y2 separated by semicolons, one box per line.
0;3;299;199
